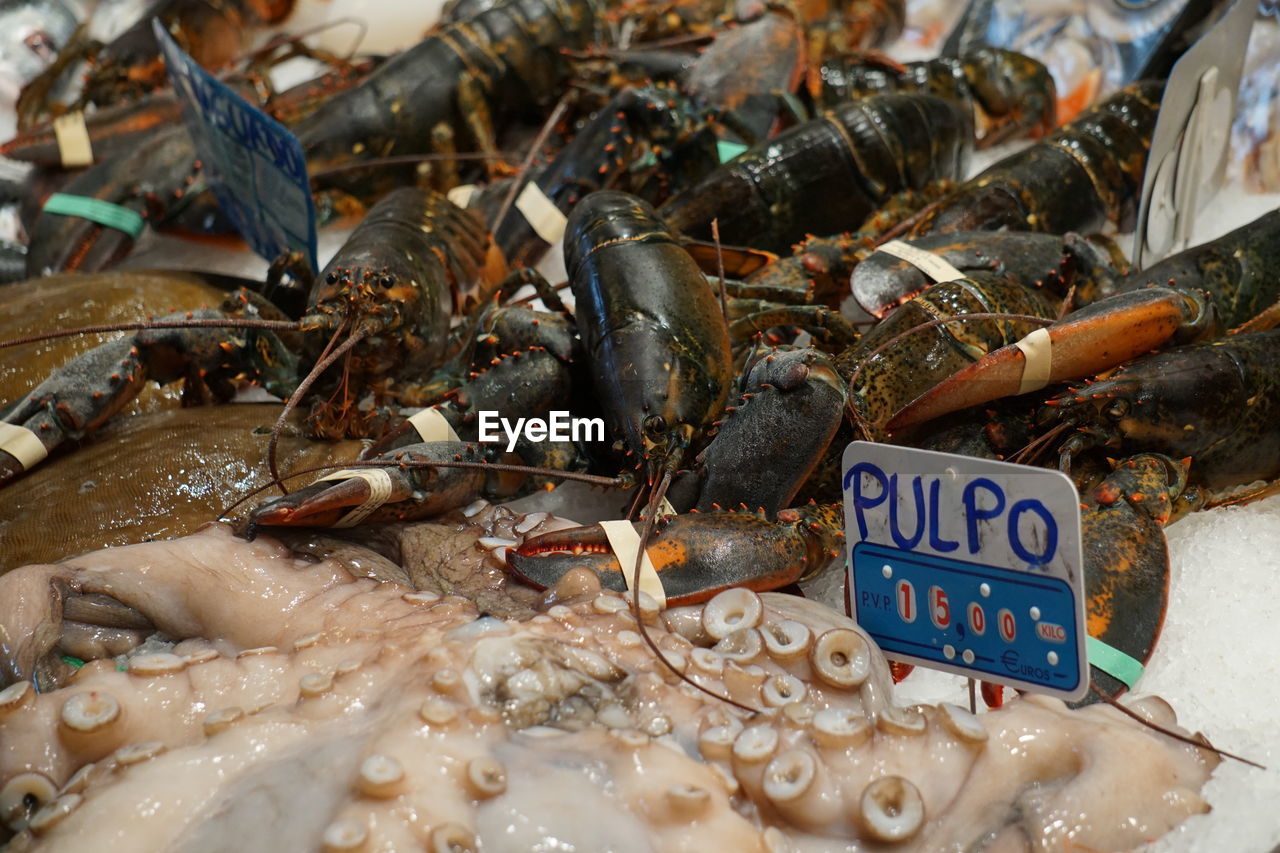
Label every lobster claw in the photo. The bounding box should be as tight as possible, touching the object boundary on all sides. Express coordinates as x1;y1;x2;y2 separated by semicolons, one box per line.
505;504;845;606
25;125;199;276
1081;453;1191;701
248;465;420;529
886;285;1218;431
248;441;527;529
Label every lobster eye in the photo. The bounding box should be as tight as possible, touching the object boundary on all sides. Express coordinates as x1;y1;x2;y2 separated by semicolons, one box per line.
379;275;395;288
642;414;668;438
325;271;339;285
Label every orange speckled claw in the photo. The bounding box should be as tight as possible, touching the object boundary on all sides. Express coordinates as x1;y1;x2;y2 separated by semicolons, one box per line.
1079;455;1186;702
506;505;846;607
886;285;1214;431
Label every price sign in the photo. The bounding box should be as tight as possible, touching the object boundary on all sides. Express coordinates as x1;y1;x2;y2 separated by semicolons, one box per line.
154;19;318;270
841;442;1087;700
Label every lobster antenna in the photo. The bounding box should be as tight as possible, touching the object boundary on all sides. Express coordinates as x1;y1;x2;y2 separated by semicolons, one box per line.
1089;680;1264;770
1007;418;1074;466
491;89;575;236
265;322;365;491
630;470;760;715
711;218;729;324
310;151;523;179
559;30;714;57
846;312;1055;431
236;16;370;67
0;317;301;350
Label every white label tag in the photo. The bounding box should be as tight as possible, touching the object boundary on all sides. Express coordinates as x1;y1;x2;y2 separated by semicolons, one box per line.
598;519;667;609
315;468;394;528
841;441;1086;700
515;182;568;245
53;112;94;168
0;423;48;469
1013;327;1053;394
876;239;966;283
408;408;460;444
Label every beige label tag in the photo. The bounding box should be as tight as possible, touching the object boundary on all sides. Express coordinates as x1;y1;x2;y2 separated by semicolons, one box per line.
1013;327;1053;395
446;183;479;208
515;182;568;245
408;408;460;444
598;519;666;609
0;423;48;470
877;239;965;283
315;468;395;528
53;112;94;168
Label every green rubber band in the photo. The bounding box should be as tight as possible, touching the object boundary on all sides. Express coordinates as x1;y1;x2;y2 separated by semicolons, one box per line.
1086;635;1145;688
716;140;749;163
43;192;145;238
60;655;85;668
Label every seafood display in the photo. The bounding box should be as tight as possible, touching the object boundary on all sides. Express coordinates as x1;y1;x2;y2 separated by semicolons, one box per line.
1;0;1279;849
0;526;1220;850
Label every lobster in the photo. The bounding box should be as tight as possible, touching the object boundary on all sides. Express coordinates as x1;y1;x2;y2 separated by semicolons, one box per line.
1040;331;1280;492
0;188;506;485
478;8;810;266
246;190;741;531
3;58;380;169
728;79;1158;322
507;501;847;605
294;0;606;197
658;91;973;253
16;0;296;125
815;46;1057;148
20;59;379;276
904;80;1164;237
502;265;1076;604
888;207;1280;439
849;231;1127;321
566;189;732;491
246;303;591;527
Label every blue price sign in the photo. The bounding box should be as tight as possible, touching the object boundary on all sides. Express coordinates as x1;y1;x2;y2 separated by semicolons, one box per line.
153;19;317;269
841;441;1087;700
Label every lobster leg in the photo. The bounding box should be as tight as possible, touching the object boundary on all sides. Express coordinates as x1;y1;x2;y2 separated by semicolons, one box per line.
456;71;507;178
506;503;845;606
886;285;1217;432
730;304;860;351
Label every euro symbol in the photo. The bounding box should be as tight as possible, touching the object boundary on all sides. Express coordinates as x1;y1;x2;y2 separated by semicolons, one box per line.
1001;649;1020;673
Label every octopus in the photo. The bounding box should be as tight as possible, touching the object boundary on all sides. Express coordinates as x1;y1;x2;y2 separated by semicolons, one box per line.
0;520;1218;852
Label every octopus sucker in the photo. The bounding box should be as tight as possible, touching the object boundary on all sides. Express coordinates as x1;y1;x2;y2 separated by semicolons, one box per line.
0;524;1217;851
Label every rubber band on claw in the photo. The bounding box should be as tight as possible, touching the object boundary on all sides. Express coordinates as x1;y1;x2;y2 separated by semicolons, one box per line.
42;193;145;238
1087;635;1145;689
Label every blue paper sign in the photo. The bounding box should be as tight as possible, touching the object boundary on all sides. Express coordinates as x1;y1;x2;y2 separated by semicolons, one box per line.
841;442;1087;700
153;19;317;269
